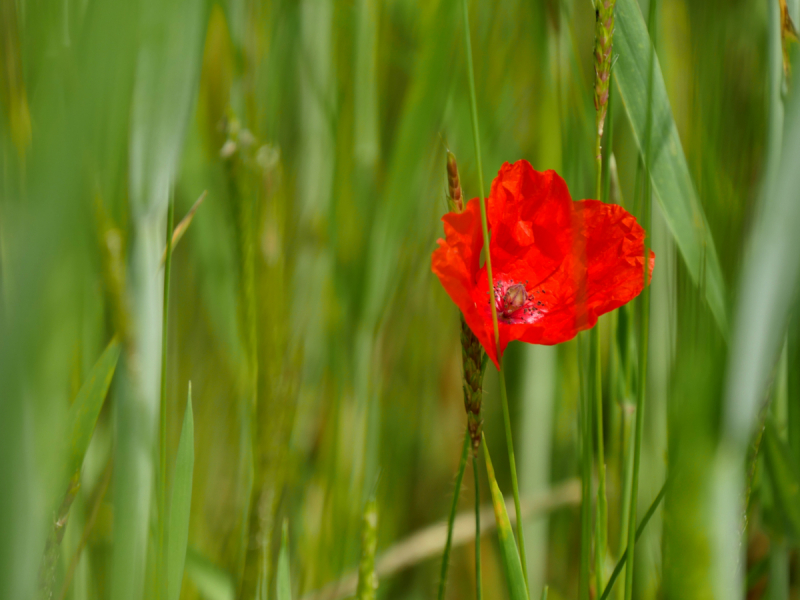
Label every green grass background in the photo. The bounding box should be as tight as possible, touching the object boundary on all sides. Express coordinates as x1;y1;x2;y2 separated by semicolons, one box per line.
2;0;799;599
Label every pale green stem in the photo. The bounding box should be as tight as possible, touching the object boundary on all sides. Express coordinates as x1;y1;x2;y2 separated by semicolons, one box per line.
461;0;528;590
437;428;470;600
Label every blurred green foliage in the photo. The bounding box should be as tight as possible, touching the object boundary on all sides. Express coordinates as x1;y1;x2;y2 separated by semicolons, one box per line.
2;0;800;599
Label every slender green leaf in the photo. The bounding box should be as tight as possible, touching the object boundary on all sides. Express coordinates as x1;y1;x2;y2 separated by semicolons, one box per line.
167;386;195;600
763;419;800;541
614;0;728;335
277;521;292;600
482;437;528;600
62;338;121;493
599;481;667;600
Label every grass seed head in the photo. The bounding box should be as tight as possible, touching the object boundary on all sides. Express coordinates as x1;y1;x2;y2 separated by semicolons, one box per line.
594;0;617;146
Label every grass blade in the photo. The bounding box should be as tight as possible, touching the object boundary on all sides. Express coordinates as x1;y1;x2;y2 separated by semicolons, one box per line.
614;0;728;335
278;521;292;600
167;385;195;600
160;190;207;266
62;338;121;493
482;435;528;600
716;15;800;599
41;332;122;599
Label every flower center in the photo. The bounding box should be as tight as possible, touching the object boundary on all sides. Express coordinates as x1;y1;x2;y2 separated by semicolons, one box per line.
492;279;547;325
502;283;527;316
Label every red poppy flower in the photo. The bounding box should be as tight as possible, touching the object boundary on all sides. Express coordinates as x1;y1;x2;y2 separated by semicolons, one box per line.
432;160;654;369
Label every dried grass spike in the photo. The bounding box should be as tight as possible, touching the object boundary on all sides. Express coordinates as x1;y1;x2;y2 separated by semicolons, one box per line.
446;151;463;212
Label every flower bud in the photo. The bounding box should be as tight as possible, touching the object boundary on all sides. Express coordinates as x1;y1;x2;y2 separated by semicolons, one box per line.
503;283;527;315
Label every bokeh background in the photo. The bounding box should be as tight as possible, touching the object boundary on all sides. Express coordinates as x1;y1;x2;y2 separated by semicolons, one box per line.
3;0;800;599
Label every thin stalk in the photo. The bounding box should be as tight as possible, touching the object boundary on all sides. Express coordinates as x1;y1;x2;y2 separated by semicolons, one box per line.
624;3;657;597
498;368;527;587
540;586;549;600
599;481;666;600
473;453;483;600
438;428;471;600
461;0;528;588
623;164;650;600
616;407;635;600
592;16;614;593
592;327;607;596
158;190;175;600
578;336;592;600
461;0;495;335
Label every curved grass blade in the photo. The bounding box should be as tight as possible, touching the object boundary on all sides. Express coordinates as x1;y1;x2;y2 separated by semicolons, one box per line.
278;520;292;600
39;338;120;600
160;190;207;266
167;385;195;600
481;435;528;600
62;338;121;493
614;0;728;335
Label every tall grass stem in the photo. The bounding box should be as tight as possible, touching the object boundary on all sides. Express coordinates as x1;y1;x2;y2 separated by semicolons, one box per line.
158;190;175;600
592;5;615;589
623;3;657;598
461;0;528;589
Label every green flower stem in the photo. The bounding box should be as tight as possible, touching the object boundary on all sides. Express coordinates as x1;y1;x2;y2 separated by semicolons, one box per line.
461;0;495;336
461;0;528;590
158;190;175;600
473;452;483;600
437;428;470;600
